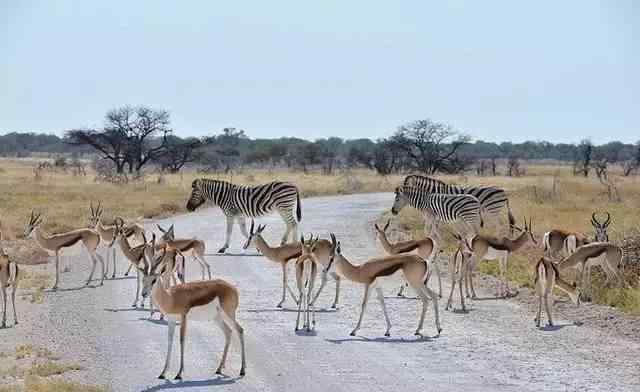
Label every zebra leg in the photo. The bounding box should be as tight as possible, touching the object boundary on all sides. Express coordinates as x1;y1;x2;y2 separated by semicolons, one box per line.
219;215;234;253
278;209;296;245
237;217;250;240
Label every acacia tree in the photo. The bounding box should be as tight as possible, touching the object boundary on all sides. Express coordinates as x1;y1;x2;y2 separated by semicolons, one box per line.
155;136;208;173
390;119;470;174
66;106;171;174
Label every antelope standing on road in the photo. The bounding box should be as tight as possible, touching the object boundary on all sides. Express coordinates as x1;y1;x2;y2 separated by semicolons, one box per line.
0;247;18;328
374;219;441;298
243;220;302;307
295;236;319;332
88;202;146;279
445;245;469;312
141;248;247;380
25;211;106;290
156;224;211;280
322;234;441;337
534;257;580;328
113;218;153;307
464;217;537;298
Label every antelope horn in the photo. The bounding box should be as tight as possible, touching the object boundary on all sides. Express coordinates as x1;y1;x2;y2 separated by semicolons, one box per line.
384;219;391;231
604;212;611;227
591;212;599;226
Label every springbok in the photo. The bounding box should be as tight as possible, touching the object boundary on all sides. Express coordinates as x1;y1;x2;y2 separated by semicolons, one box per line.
141;248;247;379
243;220;301;308
373;219;441;298
542;212;610;259
156;224;211;280
24;211;106;290
295;236;319;332
557;242;625;299
322;233;441;337
534;257;580;328
591;212;611;242
465;217;537;298
0;248;18;328
445;245;469;312
88;202;145;278
113;218;154;307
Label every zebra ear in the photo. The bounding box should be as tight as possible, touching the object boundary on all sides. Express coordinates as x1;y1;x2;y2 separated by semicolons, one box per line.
191;179;200;188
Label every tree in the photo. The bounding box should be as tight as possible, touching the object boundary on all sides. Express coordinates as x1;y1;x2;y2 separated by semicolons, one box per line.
390;119;470;174
155;136;208;173
573;139;593;177
66;106;172;173
316;137;343;174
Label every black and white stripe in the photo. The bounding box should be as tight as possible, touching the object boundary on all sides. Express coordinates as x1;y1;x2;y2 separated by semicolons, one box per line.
403;175;514;226
186;179;302;252
392;186;483;230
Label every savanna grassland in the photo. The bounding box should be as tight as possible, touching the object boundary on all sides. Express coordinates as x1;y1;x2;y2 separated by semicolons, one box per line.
1;158;640;314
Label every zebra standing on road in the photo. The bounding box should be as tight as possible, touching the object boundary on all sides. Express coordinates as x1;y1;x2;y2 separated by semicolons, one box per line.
186;179;302;253
403;174;515;230
391;186;484;236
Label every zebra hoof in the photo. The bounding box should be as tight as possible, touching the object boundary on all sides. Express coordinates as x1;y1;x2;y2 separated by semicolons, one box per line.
217;248;227;254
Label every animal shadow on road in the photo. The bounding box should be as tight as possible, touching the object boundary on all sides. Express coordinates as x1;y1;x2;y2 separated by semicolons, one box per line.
537;323;576;332
246;308;337;314
141;376;237;391
326;335;434;344
45;285;101;293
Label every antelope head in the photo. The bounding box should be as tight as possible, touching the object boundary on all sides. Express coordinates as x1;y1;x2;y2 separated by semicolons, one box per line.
591;212;611;242
157;224;175;242
324;233;342;273
243;219;266;250
24;210;43;238
88;201;104;228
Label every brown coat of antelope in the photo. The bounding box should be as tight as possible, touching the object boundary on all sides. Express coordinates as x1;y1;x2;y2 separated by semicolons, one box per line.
465;217;537;298
24;211;106;290
294;236;319;332
0;248;18;328
321;233;441;337
156;224;211;280
243;220;302;308
141;247;247;380
373;219;441;298
534;257;580;328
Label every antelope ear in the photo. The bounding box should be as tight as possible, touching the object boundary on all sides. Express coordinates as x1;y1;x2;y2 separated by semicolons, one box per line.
168;224;174;233
374;223;380;232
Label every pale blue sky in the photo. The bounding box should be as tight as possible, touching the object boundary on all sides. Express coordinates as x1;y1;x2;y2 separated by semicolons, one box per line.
1;1;638;143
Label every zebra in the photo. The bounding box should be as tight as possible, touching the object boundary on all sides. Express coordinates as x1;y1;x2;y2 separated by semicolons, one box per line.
186;179;302;253
403;174;515;231
391;185;484;236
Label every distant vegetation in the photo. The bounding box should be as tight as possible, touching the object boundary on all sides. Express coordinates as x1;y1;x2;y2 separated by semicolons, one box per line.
2;106;639;179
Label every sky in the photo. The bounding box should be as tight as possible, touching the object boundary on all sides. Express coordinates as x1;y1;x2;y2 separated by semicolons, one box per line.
1;1;638;144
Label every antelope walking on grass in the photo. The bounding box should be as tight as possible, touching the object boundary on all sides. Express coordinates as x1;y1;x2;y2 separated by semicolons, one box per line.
0;248;18;328
243;220;302;308
534;257;580;328
141;250;247;380
374;219;441;298
322;234;441;337
25;211;106;290
465;217;537;298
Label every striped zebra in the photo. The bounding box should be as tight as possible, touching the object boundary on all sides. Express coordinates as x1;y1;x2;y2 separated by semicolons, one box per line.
403;174;515;230
391;186;484;235
186;179;302;253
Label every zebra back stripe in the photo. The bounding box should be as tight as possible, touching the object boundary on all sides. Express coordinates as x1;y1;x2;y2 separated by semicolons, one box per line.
399;186;483;228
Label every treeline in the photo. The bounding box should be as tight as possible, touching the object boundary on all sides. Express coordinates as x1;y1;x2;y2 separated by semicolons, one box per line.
2;106;639;177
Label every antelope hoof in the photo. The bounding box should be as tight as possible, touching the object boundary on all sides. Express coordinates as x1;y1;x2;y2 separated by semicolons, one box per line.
437;328;443;336
124;272;129;277
215;368;223;375
158;374;166;380
0;322;6;329
111;274;115;279
414;331;422;337
174;374;182;381
349;330;357;336
217;247;227;254
331;304;338;309
240;369;246;376
384;332;391;337
277;303;283;308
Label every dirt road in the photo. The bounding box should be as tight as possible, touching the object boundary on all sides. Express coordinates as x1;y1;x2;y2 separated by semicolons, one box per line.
4;193;639;391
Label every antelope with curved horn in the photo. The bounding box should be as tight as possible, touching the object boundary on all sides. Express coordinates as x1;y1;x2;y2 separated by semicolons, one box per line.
373;219;441;298
24;211;106;290
465;216;537;298
295;235;319;332
591;212;611;242
323;233;441;337
141;249;247;379
113;217;154;307
534;257;580;328
156;224;211;280
557;242;625;300
0;247;18;328
243;220;302;307
142;244;187;321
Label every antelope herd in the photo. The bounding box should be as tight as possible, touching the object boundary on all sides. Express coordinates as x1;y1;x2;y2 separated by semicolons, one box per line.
0;176;630;381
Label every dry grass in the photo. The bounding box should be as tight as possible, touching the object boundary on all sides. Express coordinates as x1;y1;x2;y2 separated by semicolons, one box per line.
0;159;401;236
394;165;640;314
0;345;105;392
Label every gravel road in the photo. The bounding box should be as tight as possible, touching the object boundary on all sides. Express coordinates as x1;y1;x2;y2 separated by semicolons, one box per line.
3;193;639;391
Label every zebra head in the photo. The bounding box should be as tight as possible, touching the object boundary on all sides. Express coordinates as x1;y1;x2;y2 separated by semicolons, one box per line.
591;212;611;242
243;219;266;250
186;179;206;211
391;187;409;215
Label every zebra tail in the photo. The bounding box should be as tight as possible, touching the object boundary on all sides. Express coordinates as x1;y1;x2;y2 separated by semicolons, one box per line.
296;191;302;222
